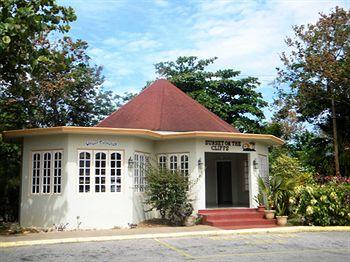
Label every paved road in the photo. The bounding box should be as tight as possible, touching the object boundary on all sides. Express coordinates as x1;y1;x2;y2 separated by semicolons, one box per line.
1;231;349;261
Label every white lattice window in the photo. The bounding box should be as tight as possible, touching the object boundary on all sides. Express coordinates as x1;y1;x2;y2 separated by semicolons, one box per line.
95;152;107;193
158;153;189;175
32;153;41;194
110;152;122;192
53;152;62;193
79;151;91;193
243;160;249;191
169;155;178;173
134;152;149;192
42;152;52;194
31;150;62;195
78;150;123;193
180;154;189;176
259;155;269;186
158;155;167;170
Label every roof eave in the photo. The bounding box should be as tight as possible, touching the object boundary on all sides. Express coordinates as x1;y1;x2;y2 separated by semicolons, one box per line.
2;126;284;145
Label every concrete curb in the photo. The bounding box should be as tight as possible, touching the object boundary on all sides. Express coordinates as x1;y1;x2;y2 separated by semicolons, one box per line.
1;226;350;248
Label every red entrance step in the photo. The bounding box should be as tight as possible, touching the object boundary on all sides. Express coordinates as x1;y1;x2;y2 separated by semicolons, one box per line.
198;208;277;230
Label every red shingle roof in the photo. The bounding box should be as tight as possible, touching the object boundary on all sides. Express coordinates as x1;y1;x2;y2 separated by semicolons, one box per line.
97;79;239;132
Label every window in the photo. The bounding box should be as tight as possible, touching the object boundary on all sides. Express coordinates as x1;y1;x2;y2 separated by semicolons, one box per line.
78;150;123;193
31;150;62;195
32;153;41;194
243;160;249;191
180;154;189;176
134;152;149;192
259;155;269;186
169;155;178;173
110;152;122;192
53;152;62;193
79;151;91;193
158;155;167;170
158;153;189;174
95;152;106;193
42;152;52;194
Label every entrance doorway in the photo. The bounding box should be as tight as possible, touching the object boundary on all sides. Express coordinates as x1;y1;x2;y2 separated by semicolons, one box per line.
205;152;250;208
217;161;232;206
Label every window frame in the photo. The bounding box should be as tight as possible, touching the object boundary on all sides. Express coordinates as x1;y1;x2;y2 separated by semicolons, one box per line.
157;153;190;175
77;149;124;194
53;151;63;194
30;150;63;196
110;152;122;193
243;159;249;192
134;151;150;193
158;154;167;170
94;151;108;193
78;150;92;193
31;152;41;194
42;152;52;194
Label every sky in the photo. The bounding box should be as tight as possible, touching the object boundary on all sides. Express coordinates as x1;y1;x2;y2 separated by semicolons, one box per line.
60;0;350;118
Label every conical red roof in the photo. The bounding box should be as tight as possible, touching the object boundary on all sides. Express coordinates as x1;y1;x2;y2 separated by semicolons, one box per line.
97;79;239;132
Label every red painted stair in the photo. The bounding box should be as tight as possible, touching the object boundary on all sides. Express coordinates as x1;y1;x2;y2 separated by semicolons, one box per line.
198;208;276;230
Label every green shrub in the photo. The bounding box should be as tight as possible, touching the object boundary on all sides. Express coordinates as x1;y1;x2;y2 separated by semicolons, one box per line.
265;154;315;215
144;166;194;226
270;154;314;185
291;183;350;226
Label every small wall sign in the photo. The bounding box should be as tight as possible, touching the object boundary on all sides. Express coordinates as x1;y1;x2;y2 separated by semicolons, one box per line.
242;142;255;151
205;140;241;151
85;140;118;147
205;140;255;152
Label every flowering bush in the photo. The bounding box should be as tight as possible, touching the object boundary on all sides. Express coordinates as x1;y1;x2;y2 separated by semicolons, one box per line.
291;183;350;226
314;174;350;184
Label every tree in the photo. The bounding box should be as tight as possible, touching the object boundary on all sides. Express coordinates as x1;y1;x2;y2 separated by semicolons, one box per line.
276;7;350;176
0;0;76;129
29;36;119;127
0;1;120;221
154;56;267;133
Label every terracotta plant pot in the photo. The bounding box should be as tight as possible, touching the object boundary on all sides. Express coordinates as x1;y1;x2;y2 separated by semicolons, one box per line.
264;210;276;220
184;216;196;227
276;216;288;226
257;205;265;212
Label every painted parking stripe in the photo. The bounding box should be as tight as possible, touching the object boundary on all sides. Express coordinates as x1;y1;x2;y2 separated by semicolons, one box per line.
154;238;194;259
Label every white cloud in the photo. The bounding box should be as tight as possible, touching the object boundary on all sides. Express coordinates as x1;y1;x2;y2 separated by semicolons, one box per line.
154;0;169;7
68;0;349;102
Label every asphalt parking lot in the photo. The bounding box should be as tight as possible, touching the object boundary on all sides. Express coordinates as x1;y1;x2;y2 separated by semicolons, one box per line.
1;231;349;261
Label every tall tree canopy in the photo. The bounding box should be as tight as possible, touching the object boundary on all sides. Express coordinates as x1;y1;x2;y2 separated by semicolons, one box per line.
275;6;350;176
154;56;267;133
0;0;118;130
0;0;119;221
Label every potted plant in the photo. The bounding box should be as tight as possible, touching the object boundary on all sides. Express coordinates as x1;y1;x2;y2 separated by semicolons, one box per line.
255;192;266;212
184;215;196;226
276;202;288;226
258;177;275;219
264;197;276;220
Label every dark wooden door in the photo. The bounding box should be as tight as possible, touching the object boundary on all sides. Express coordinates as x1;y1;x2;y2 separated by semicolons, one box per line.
217;161;232;205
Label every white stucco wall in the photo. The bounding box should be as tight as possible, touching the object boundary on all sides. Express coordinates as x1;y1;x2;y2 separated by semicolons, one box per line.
20;134;270;229
20;135;69;228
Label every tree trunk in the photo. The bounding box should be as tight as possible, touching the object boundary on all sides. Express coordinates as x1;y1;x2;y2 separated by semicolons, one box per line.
331;97;341;176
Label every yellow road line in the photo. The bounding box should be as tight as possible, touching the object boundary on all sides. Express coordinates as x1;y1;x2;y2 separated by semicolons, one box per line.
195;247;350;259
154;238;194;259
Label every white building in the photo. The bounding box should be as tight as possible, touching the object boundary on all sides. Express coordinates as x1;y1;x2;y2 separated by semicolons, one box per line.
4;79;283;229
